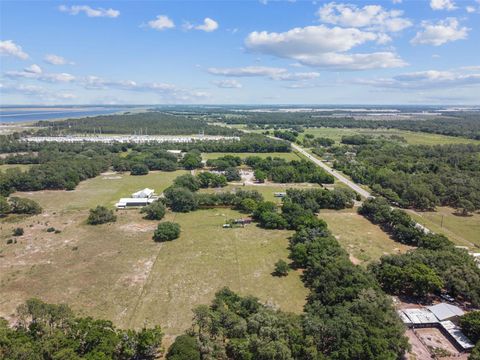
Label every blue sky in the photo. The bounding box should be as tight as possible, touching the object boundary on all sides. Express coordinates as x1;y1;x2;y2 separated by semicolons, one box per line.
1;0;480;105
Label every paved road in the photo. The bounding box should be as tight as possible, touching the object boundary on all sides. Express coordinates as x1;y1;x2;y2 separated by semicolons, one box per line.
290;142;372;199
291;142;433;234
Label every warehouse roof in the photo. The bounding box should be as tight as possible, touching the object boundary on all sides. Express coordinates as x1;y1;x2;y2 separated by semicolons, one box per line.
427;303;464;321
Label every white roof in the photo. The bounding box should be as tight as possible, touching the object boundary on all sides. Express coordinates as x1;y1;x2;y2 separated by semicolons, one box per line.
440;321;475;350
427;303;464;321
401;308;439;325
132;188;154;198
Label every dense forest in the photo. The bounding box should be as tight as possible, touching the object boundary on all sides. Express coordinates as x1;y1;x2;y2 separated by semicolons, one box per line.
218;111;480;140
333;140;480;211
0;299;163;359
0;134;290;196
35;111;241;136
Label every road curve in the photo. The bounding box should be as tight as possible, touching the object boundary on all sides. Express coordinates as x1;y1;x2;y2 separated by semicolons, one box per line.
291;142;372;199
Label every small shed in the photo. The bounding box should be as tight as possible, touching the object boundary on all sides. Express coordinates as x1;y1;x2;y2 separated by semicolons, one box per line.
427;303;465;321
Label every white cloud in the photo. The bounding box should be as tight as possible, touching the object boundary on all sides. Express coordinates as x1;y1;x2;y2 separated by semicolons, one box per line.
245;25;406;70
0;40;29;60
5;67;75;83
275;72;320;81
430;0;457;11
356;69;480;89
44;54;74;65
213;79;243;88
24;64;42;74
0;82;77;100
58;5;119;18
317;3;412;32
411;18;469;46
208;66;287;78
208;66;321;84
186;17;218;32
82;75;209;101
147;15;175;31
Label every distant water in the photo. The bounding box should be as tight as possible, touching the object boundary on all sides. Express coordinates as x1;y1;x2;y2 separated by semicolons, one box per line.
0;107;126;123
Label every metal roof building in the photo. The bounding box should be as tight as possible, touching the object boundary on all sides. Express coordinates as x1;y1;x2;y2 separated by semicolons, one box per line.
427;303;465;321
132;188;155;199
400;308;439;326
440;321;475;351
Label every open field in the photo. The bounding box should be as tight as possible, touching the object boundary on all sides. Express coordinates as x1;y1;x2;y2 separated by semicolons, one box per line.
9;170;187;211
318;208;413;264
0;172;307;337
301;127;479;145
202;152;302;161
0;164;32;172
407;207;480;249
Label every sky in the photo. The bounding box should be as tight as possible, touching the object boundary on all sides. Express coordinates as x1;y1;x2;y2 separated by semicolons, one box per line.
1;0;480;105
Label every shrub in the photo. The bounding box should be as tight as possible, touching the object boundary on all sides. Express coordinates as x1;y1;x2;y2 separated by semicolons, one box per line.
274;260;289;276
153;222;181;242
164;187;198;212
166;335;200;360
0;196;11;217
130;163;149;176
87;206;117;225
9;197;42;215
13;227;24;236
46;227;55;233
141;201;166;220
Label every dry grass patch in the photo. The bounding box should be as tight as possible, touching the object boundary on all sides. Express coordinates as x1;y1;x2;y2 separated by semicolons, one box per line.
319;208;413;264
1;172;307;336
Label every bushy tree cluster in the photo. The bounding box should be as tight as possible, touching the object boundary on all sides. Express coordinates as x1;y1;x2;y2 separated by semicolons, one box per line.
0;298;163;359
334;142;480;211
87;205;117;225
206;155;242;170
361;198;480;305
0;155;110;196
0;196;42;217
245;156;334;184
359;197;453;248
153;221;181;242
141;200;166;220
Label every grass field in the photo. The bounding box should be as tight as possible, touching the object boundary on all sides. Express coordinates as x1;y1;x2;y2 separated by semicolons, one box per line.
10;170;187;211
0;172;307;337
407;207;480;249
0;164;32;172
202;152;302;161
300;128;478;145
319;208;413;264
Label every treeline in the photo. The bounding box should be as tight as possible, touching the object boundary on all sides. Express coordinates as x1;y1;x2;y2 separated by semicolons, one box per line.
0;298;163;359
334;141;480;211
246;156;335;184
360;197;480;305
220;111;480;139
0;154;110;196
168;189;407;359
35;111;241;136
